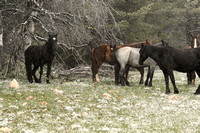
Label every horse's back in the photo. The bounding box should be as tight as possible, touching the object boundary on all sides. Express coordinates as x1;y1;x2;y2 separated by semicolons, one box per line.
116;47;141;67
91;44;113;65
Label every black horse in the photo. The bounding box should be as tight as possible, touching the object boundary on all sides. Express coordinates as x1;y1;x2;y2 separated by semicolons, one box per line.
139;44;200;94
25;32;57;83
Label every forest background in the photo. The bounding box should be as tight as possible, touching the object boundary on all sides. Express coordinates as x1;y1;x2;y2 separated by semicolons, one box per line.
0;0;200;78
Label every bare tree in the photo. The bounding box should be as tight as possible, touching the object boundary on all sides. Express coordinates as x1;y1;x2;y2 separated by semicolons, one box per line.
1;0;120;77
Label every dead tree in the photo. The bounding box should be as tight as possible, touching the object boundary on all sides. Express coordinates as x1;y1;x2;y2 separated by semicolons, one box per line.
0;12;4;70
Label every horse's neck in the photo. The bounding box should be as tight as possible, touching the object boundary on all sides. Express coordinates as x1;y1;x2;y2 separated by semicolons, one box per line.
43;41;55;54
147;46;161;62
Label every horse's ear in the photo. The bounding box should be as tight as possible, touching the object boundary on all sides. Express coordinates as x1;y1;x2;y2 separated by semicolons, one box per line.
113;44;116;50
146;39;152;45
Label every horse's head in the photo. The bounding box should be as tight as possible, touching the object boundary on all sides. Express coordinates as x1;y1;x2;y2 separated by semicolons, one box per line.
48;32;58;43
146;39;152;45
139;43;148;65
110;44;117;52
191;34;199;48
48;32;58;49
161;40;168;47
109;44;117;57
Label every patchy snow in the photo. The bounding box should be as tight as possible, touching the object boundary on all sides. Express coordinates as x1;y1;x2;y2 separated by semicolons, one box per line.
0;71;200;132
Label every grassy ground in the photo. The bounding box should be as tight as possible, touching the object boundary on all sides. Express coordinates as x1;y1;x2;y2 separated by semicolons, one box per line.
0;70;200;132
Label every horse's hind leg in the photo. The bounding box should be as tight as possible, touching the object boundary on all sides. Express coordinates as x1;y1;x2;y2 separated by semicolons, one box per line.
25;62;33;83
114;61;120;85
187;72;192;85
32;65;40;83
38;65;44;83
46;62;52;84
191;71;196;85
91;60;102;83
119;64;126;86
187;71;195;85
124;65;130;86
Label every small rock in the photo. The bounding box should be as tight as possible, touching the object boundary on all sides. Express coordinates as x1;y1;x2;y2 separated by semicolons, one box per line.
26;96;34;101
168;94;178;100
0;127;12;133
9;79;19;89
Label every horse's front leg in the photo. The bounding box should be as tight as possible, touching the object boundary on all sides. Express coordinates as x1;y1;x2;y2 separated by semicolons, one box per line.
148;67;155;87
39;65;44;83
124;65;130;86
137;68;144;84
169;71;179;94
46;62;52;84
119;65;126;86
163;71;170;94
145;67;150;86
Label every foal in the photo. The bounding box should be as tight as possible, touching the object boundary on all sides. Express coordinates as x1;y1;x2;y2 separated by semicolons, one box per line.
25;32;57;83
139;44;200;94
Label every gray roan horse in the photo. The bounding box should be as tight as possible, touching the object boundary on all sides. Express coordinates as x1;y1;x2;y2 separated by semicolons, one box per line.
113;40;168;86
139;43;200;94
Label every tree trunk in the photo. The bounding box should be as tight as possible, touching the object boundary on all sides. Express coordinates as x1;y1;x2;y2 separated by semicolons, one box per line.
23;0;38;51
0;12;4;70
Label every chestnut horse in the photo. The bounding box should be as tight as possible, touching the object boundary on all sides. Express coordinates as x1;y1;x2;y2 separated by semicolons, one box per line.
90;40;152;83
186;34;200;85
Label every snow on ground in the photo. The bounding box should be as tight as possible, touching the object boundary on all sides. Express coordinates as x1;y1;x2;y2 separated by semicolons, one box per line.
0;70;200;132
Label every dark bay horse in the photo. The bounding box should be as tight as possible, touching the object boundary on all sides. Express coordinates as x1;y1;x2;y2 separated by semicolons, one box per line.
25;32;57;83
186;34;200;85
113;40;168;86
90;40;152;83
139;44;200;94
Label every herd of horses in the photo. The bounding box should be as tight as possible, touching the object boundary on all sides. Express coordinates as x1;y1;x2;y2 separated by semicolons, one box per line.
24;31;200;95
91;34;200;95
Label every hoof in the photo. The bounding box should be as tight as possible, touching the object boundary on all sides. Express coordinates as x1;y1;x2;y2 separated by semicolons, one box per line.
35;80;41;83
46;80;50;84
165;91;170;94
121;83;125;86
194;85;200;95
126;82;130;86
148;84;152;87
174;91;179;94
194;92;200;95
28;80;33;83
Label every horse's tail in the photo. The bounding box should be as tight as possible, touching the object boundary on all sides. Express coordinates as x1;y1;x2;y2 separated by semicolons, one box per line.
90;48;97;65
